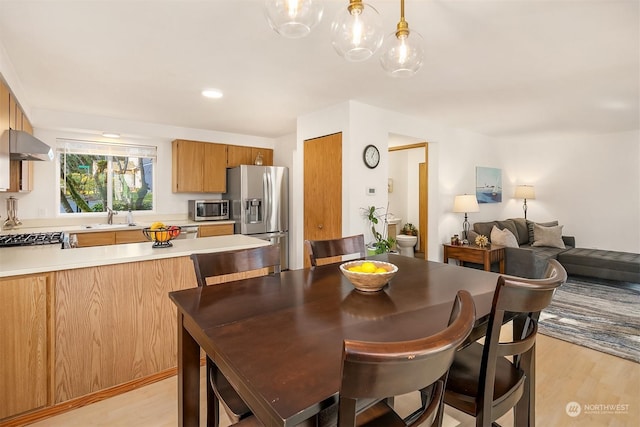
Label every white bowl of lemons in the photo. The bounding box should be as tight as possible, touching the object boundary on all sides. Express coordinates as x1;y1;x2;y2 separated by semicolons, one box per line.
339;260;398;292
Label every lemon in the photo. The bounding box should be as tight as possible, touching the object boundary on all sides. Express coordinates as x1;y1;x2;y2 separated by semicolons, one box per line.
360;262;377;273
349;265;363;272
374;267;388;274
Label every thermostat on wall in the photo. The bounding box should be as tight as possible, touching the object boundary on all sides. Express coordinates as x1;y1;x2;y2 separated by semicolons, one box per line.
366;187;376;196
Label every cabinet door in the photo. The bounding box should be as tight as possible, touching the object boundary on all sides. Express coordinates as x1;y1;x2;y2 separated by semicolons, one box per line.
199;223;234;237
7;95;33;193
115;229;146;244
252;148;273;166
76;231;116;247
226;145;252;168
0;274;49;419
203;142;227;193
172;140;204;192
0;82;9;190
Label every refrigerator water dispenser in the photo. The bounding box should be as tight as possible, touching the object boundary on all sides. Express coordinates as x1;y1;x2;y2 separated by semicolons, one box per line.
245;198;263;224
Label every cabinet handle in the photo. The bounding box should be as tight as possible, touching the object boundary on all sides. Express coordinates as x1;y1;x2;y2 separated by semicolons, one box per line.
318;224;323;229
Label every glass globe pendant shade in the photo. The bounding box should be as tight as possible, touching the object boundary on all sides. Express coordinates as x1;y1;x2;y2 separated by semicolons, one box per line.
330;1;384;62
380;28;425;77
264;0;323;39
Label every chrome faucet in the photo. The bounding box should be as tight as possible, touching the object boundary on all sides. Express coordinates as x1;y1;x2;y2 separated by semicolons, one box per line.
106;207;118;224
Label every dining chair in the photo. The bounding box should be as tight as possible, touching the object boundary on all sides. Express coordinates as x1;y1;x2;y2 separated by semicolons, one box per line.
337;289;476;427
304;234;366;267
190;245;281;427
443;259;567;427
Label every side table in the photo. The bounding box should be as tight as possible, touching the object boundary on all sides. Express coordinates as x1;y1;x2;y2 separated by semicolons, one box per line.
443;244;505;273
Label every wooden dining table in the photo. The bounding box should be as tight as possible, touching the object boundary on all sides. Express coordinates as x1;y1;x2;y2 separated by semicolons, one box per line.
169;253;501;427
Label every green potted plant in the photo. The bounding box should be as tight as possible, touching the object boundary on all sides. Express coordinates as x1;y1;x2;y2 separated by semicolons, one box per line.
400;223;418;236
362;205;395;255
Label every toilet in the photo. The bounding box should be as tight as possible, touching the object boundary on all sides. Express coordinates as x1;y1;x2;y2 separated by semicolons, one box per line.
396;234;418;257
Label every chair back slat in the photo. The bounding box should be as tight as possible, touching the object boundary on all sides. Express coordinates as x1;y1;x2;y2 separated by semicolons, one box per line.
190;245;281;287
305;235;366;267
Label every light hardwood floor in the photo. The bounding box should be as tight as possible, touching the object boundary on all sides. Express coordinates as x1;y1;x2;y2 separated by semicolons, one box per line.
28;334;639;427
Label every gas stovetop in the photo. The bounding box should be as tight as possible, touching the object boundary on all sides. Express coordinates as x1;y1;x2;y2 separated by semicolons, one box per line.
0;232;65;247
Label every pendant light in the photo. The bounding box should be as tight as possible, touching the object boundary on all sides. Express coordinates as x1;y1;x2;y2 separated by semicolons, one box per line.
264;0;323;39
380;0;424;77
330;0;383;62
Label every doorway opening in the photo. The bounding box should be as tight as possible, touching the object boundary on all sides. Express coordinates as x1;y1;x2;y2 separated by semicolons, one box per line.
388;141;429;260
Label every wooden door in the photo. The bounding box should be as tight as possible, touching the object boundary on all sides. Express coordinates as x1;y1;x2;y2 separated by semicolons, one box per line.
419;162;427;256
303;133;342;268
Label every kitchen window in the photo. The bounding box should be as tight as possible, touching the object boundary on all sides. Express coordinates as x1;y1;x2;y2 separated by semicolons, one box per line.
58;139;156;214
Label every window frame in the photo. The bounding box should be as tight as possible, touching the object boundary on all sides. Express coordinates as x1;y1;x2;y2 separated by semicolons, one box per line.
56;139;157;217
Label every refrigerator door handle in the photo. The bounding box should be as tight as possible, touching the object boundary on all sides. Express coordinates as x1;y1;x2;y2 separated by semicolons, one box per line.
264;170;272;225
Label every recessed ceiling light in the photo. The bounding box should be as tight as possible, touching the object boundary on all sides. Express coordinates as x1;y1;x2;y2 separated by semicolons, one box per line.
202;88;224;99
102;132;120;138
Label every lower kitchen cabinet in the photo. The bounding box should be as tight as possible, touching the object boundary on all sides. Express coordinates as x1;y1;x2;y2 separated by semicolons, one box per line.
76;231;116;247
53;257;196;402
199;223;234;237
114;229;146;244
0;274;50;419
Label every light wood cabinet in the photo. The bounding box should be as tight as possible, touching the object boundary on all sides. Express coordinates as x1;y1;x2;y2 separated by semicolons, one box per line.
76;231;116;247
198;223;234;237
172;139;226;193
0;274;50;419
115;229;147;244
251;147;273;166
226;145;253;167
53;258;196;402
226;145;274;167
3;87;34;193
76;229;148;247
0;82;9;190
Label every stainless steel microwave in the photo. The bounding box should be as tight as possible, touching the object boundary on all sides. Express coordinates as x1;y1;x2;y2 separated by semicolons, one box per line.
188;199;230;221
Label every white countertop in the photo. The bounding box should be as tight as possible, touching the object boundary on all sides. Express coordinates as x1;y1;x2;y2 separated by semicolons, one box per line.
0;234;268;278
0;220;236;235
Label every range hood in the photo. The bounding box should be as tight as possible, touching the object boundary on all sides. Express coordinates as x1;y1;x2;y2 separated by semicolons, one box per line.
8;129;54;161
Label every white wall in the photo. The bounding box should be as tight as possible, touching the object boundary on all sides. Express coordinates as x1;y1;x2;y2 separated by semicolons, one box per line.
10;109;275;224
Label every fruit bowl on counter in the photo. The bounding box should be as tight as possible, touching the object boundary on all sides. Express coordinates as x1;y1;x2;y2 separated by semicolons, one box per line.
142;222;181;248
339;260;398;292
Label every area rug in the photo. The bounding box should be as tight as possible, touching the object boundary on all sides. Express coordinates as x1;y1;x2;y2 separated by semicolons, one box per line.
538;277;640;363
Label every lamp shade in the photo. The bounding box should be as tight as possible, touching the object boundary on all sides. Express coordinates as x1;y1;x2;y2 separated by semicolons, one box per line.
453;195;480;213
514;185;536;200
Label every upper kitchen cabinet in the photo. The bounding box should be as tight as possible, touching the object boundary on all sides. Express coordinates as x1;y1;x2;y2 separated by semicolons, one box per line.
0;82;9;190
0;80;34;193
172;139;227;193
226;144;273;167
7;97;34;193
251;147;273;166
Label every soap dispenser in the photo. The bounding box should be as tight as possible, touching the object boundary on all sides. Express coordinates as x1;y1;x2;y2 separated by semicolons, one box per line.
127;209;134;225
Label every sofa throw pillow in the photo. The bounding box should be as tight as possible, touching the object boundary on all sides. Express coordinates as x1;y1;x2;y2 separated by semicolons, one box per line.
508;218;530;246
490;226;519;248
532;224;566;249
527;220;559;244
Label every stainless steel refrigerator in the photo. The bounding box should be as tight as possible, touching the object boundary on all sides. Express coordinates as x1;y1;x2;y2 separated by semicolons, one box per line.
225;165;289;270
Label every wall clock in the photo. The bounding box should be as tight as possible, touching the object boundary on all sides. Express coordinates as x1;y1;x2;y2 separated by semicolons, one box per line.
363;144;380;169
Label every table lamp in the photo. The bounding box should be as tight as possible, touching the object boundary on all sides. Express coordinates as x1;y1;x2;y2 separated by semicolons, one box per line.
514;185;536;219
453;194;480;243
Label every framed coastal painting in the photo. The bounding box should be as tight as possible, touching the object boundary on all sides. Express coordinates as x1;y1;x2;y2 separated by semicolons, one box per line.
475;167;502;203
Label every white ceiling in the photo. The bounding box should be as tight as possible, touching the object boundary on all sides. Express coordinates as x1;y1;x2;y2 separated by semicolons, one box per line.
0;0;638;140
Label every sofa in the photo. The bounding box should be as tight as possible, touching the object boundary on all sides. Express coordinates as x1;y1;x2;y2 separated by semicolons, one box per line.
468;218;575;279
